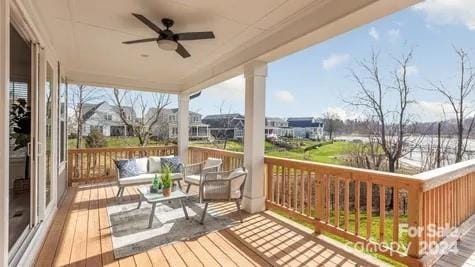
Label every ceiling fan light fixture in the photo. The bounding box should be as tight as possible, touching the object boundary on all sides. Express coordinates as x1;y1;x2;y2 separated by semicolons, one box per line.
157;39;178;51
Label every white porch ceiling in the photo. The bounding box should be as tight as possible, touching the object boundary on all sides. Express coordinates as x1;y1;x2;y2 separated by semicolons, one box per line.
28;0;419;94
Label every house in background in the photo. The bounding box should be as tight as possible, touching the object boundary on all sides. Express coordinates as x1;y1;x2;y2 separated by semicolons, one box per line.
287;117;324;140
147;108;209;140
81;102;135;136
202;113;245;140
265;117;294;138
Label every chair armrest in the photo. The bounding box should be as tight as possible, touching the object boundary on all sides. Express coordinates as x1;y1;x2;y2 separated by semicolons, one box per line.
183;162;203;175
203;170;233;180
115;167;122;184
183;162;203;169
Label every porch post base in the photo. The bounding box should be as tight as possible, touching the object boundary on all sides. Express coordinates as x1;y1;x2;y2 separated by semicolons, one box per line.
242;195;266;214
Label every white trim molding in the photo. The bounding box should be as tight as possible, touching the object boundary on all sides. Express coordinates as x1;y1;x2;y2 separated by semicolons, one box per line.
0;0;10;265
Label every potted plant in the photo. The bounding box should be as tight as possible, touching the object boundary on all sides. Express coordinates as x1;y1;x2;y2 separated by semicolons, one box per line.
150;174;162;193
161;165;172;197
10;98;31;193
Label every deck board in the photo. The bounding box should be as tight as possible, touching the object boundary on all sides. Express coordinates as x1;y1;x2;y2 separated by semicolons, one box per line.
35;183;386;267
435;226;475;267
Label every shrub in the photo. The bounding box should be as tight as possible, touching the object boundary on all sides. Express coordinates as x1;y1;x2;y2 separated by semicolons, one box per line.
85;129;106;148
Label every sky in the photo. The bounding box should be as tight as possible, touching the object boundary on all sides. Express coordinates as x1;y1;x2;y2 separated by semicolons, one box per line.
189;0;475;122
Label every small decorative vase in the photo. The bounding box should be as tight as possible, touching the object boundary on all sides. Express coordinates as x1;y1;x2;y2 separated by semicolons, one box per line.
150;185;159;193
162;187;171;197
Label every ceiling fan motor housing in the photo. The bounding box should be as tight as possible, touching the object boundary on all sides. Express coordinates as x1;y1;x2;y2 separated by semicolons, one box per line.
162;18;174;29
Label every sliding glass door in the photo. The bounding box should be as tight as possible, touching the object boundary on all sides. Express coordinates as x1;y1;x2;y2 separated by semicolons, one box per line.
8;25;33;251
8;23;56;259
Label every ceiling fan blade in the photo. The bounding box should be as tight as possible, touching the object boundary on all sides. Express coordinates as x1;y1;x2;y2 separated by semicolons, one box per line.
175;31;215;41
175;43;191;58
132;13;162;34
122;38;157;44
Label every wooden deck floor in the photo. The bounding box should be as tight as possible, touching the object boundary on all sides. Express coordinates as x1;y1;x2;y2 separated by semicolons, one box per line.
435;226;475;267
35;183;385;267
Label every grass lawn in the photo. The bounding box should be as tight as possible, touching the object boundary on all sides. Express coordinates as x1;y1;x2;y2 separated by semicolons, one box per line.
190;139;355;165
190;140;244;152
266;140;356;165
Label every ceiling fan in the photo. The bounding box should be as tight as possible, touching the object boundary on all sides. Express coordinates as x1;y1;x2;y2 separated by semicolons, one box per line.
123;13;215;58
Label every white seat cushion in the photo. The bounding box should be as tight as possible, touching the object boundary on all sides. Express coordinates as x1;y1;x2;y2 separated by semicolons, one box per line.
229;169;246;198
231;189;241;199
184;174;201;185
204;158;222;169
134;157;148;174
119;172;183;185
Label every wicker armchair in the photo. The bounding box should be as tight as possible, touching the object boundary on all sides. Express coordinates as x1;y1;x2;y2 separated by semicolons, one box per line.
199;167;247;224
183;158;223;200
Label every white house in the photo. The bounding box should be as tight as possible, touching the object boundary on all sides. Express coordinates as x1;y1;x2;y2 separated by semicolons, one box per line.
81;102;135;137
287;117;324;140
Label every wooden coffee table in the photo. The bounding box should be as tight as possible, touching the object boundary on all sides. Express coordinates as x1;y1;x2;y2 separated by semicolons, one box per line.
136;186;189;228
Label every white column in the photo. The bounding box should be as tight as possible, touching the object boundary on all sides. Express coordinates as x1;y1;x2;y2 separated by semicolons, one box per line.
177;93;189;164
0;0;9;264
243;61;267;213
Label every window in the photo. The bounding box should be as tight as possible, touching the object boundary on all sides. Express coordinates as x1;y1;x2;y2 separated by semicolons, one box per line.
46;63;53;207
58;75;67;164
104;114;112;120
169;114;176;122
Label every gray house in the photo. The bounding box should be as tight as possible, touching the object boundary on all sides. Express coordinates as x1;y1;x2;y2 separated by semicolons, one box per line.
202;113;245;140
81;102;135;136
287;117;324;140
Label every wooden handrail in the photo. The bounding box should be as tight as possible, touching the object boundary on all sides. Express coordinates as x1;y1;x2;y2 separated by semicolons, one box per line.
414;158;475;191
67;145;178;184
265;156;424;188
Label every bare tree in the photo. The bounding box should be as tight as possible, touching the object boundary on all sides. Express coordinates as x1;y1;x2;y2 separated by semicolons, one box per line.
69;85;103;148
111;89;171;146
346;49;422;173
323;112;343;140
418;133;452;171
429;48;475;163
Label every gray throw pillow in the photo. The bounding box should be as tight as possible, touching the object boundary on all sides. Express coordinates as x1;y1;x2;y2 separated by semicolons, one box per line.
114;159;138;178
160;157;183;173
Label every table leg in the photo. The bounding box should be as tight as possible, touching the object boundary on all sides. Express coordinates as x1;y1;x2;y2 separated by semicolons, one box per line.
149;203;156;228
181;199;189;220
137;194;142;209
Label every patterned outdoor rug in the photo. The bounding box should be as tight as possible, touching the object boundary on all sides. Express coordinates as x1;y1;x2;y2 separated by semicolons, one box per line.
107;197;236;259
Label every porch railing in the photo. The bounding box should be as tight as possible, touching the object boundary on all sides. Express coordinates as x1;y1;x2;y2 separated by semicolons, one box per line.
67;145;177;184
187;146;475;267
67;145;475;266
188;146;244;171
